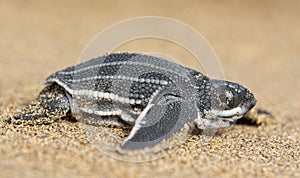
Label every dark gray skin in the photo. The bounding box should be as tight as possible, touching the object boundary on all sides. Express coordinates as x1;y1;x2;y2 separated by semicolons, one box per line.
10;53;257;150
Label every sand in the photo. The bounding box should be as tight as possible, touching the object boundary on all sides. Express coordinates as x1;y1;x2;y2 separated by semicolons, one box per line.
0;0;299;177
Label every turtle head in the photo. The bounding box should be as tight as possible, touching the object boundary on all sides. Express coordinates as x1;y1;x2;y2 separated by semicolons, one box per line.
207;79;256;120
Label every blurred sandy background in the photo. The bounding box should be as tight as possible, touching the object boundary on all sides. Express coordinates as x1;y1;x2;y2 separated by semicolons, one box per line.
0;0;299;177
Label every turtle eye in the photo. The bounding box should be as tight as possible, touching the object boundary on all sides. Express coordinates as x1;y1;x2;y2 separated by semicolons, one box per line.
226;89;240;109
218;90;236;110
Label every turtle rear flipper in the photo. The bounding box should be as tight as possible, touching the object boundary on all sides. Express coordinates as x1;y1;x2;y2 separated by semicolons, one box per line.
10;83;71;125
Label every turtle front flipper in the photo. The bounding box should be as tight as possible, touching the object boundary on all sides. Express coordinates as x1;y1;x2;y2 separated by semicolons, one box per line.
121;92;197;150
10;83;71;125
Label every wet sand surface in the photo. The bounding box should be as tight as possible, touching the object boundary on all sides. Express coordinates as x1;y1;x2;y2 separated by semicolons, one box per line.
0;1;299;177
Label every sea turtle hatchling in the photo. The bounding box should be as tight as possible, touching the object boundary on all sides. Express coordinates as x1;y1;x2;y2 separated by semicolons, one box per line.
10;53;257;150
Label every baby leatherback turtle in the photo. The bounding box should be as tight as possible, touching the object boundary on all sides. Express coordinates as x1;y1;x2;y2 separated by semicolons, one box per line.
11;53;256;150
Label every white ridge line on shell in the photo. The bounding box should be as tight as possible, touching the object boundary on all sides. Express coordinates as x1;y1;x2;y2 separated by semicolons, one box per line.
63;75;169;85
47;78;142;105
57;61;189;79
80;107;123;116
120;113;135;123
